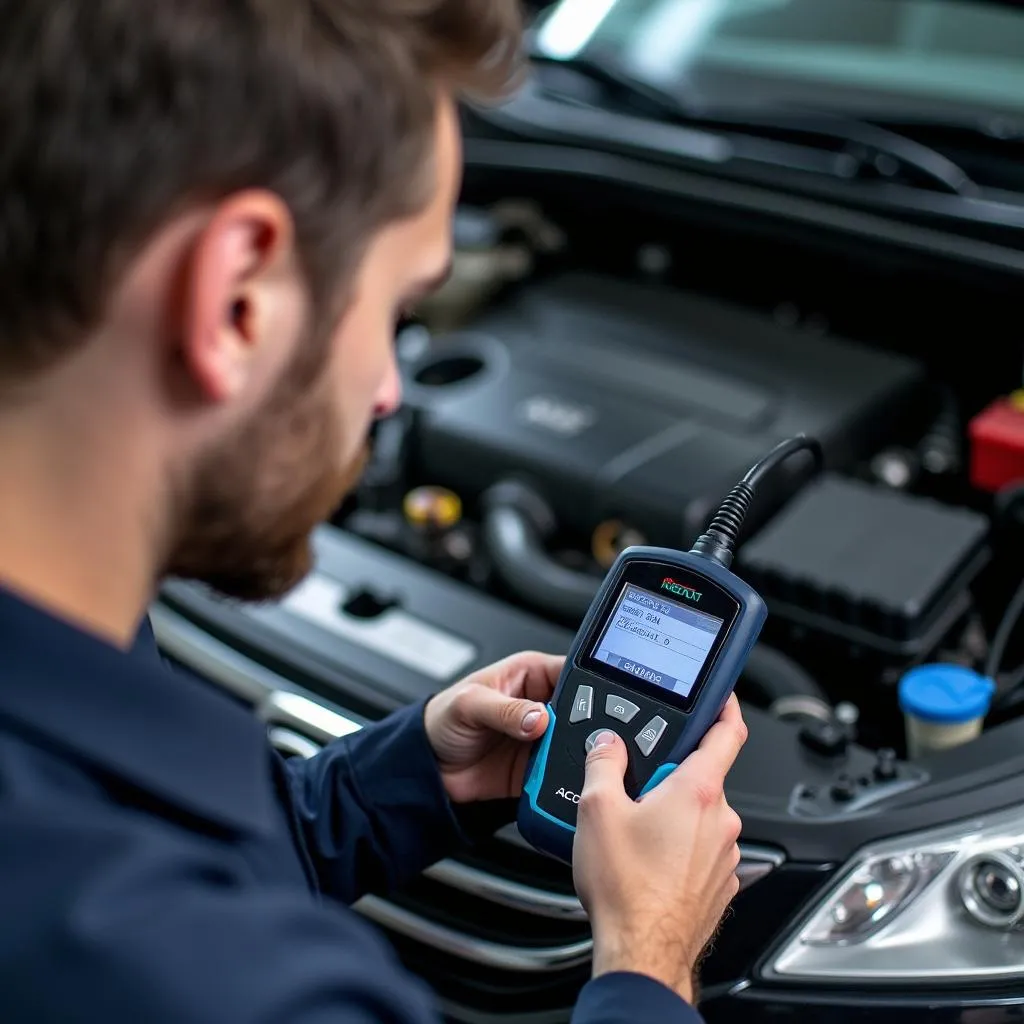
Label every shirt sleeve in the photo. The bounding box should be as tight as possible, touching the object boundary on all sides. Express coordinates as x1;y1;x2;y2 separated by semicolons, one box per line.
1;805;443;1024
2;803;704;1024
572;973;706;1024
281;699;500;903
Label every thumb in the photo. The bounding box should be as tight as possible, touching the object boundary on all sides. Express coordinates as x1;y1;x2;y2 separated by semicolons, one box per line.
583;731;628;797
459;685;549;740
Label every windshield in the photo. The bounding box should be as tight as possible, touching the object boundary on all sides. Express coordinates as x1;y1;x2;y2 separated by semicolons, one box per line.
533;0;1024;121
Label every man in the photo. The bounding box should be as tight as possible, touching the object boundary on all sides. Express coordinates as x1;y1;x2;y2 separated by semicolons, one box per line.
0;2;747;1021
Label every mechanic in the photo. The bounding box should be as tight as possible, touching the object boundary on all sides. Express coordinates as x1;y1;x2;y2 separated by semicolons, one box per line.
0;2;746;1021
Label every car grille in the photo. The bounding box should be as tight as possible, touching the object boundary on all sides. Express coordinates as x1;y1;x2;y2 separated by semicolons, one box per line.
153;603;783;1023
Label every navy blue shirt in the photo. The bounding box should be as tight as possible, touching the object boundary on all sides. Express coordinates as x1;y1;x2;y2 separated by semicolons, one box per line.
0;586;699;1023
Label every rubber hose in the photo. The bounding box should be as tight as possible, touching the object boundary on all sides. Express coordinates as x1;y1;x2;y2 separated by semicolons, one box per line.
482;482;601;620
742;643;828;706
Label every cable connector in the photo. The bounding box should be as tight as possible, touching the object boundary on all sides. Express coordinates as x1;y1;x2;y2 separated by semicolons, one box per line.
691;481;755;569
691;434;824;568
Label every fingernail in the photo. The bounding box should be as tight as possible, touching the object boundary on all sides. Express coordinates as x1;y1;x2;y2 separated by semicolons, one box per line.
522;708;543;732
592;730;617;749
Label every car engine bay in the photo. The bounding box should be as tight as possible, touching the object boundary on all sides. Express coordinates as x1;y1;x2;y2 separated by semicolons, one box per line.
337;191;1022;761
156;142;1024;1020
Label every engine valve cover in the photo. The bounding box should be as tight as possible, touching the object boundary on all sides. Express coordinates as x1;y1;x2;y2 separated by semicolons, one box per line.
401;273;925;546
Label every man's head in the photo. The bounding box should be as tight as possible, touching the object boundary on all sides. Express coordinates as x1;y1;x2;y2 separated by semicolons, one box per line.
0;0;523;602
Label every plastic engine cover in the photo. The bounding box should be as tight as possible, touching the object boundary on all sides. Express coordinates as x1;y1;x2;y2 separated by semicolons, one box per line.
401;273;926;546
739;474;990;657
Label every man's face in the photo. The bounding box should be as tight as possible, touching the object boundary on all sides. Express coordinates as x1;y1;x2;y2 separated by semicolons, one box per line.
165;99;460;600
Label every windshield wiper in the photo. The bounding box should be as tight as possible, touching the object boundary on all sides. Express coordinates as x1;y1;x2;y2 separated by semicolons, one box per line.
532;52;977;197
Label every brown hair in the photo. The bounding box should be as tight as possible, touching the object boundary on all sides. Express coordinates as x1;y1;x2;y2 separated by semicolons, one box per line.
0;0;524;379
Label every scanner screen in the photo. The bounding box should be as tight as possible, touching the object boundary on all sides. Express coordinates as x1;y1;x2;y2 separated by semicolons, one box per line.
593;584;724;699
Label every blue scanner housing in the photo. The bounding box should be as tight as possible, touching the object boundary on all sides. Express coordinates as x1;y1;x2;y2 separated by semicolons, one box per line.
517;545;767;864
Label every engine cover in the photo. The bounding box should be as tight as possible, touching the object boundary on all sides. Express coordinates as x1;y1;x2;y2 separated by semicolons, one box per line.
402;273;925;545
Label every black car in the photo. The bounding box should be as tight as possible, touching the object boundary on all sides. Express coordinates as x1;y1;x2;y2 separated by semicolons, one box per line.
155;1;1024;1020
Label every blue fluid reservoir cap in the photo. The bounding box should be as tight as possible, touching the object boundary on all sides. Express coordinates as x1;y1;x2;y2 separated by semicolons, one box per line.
898;664;996;724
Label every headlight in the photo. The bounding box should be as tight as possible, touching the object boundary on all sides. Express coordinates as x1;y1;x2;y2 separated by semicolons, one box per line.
765;804;1024;983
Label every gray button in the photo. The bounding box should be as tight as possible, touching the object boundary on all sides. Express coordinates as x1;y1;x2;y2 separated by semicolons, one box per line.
585;728;617;754
606;695;640;723
568;684;594;723
635;717;668;757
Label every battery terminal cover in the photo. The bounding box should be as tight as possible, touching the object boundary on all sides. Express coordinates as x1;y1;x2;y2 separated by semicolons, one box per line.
969;393;1024;494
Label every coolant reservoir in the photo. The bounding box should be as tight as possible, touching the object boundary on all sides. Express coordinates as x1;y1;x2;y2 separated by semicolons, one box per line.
898;664;995;759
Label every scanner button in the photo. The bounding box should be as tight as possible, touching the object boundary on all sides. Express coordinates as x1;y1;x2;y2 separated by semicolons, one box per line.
635;717;668;757
569;685;594;723
606;695;640;723
585;729;617;754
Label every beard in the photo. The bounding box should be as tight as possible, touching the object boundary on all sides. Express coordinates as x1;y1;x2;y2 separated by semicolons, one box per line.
164;321;368;603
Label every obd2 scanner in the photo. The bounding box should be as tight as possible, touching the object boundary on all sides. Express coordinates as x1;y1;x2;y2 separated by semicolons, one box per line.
517;436;823;863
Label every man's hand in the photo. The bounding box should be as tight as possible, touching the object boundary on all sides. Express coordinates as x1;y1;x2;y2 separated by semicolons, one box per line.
424;652;563;804
573;695;748;1006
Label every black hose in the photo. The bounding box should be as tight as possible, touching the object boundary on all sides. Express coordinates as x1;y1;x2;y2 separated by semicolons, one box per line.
482;479;828;705
742;643;827;705
482;481;603;620
987;577;1024;684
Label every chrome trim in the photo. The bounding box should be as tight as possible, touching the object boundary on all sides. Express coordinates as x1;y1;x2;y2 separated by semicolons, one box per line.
497;823;784;893
355;895;594;972
495;823;536;852
258;690;362;745
426;842;777;921
737;842;787;870
423;860;587;921
267;726;322;761
150;604;365;740
737;856;779;890
262;721;590;923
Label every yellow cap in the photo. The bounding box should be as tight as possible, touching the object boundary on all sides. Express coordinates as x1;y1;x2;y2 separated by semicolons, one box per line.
1010;389;1024;413
403;486;463;530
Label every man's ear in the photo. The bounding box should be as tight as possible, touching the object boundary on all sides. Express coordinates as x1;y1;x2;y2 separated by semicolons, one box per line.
181;190;297;404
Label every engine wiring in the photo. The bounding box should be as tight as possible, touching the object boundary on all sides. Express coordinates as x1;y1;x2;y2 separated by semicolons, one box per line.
988;577;1024;689
987;481;1024;701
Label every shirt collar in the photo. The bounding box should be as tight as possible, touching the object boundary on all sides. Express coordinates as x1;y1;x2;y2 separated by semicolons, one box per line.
0;585;276;835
